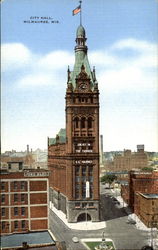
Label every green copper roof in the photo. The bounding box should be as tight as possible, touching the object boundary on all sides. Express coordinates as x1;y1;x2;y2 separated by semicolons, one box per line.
58;128;66;137
76;25;85;37
69;25;95;88
48;128;66;146
48;138;56;146
70;53;94;88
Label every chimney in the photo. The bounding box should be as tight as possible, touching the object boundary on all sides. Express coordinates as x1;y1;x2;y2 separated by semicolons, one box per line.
27;145;29;154
22;242;28;249
137;144;144;153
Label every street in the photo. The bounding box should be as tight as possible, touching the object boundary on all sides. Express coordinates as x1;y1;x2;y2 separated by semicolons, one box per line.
49;184;152;250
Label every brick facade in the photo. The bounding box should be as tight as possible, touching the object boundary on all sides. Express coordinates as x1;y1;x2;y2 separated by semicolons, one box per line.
121;183;129;204
129;170;158;211
114;146;148;172
120;170;158;227
135;193;158;228
0;170;49;235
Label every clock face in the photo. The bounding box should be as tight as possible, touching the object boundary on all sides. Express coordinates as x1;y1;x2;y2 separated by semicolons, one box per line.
79;83;88;92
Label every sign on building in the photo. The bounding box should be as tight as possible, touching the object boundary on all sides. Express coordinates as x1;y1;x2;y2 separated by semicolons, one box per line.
86;181;90;198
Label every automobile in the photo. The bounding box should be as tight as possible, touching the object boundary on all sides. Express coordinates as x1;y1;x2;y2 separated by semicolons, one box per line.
115;204;122;209
126;219;136;224
113;200;120;203
114;201;120;205
141;246;153;250
72;237;79;243
112;197;117;202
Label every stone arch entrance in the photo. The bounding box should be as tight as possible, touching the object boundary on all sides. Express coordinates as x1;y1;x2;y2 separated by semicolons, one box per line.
77;213;91;222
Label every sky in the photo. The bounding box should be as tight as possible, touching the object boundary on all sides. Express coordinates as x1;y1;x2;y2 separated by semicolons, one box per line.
1;0;158;152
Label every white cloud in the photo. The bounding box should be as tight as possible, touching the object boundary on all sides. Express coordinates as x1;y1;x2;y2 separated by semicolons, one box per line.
88;39;157;94
111;38;156;53
98;66;157;94
37;51;74;70
17;73;59;87
2;39;157;91
1;43;32;71
89;51;118;67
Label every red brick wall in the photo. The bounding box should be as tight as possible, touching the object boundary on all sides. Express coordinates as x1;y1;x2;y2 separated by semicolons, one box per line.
0;181;9;192
10;181;28;192
121;185;129;204
0;221;10;234
31;219;47;230
129;171;158;210
0;194;9;206
30;193;47;204
30;181;47;191
11;207;28;219
0;207;9;220
10;193;28;206
30;206;47;218
11;220;29;233
135;193;158;227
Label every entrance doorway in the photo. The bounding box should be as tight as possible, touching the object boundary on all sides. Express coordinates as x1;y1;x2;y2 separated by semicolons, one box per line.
77;213;91;222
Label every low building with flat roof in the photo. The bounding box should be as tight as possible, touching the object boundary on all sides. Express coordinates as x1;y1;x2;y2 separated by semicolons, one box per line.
0;169;49;235
129;170;158;212
0;231;57;249
135;192;158;228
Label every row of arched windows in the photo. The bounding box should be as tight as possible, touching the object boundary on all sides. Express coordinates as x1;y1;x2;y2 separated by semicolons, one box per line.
73;97;94;104
74;117;93;129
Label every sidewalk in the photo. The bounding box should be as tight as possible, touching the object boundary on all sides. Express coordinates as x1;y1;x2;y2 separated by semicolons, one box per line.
50;202;106;230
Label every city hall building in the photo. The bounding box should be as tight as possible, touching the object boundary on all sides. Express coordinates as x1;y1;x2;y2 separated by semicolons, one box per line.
48;25;100;222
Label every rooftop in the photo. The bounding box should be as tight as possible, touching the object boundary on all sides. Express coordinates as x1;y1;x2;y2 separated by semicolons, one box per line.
0;231;56;249
48;128;66;146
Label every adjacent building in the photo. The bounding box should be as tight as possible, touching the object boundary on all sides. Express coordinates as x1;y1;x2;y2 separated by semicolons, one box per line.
113;145;148;172
1;146;48;171
121;170;158;227
1;145;36;171
0;169;49;235
48;25;100;223
135;193;158;228
128;170;158;211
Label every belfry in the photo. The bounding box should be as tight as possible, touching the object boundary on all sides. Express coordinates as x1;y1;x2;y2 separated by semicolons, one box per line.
48;23;100;222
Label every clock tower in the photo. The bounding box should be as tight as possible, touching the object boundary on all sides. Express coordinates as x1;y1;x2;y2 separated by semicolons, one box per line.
48;24;100;223
65;25;100;222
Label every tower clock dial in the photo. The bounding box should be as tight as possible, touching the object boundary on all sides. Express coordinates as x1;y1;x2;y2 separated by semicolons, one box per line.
79;83;88;92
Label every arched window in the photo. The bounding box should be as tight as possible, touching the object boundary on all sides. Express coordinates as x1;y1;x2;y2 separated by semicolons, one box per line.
88;117;93;129
74;117;79;129
81;117;86;129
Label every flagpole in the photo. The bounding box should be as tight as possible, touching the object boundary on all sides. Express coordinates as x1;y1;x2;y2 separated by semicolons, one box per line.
79;0;82;25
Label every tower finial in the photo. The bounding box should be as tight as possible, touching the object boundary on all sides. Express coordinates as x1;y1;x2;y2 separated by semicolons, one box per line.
67;65;70;82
